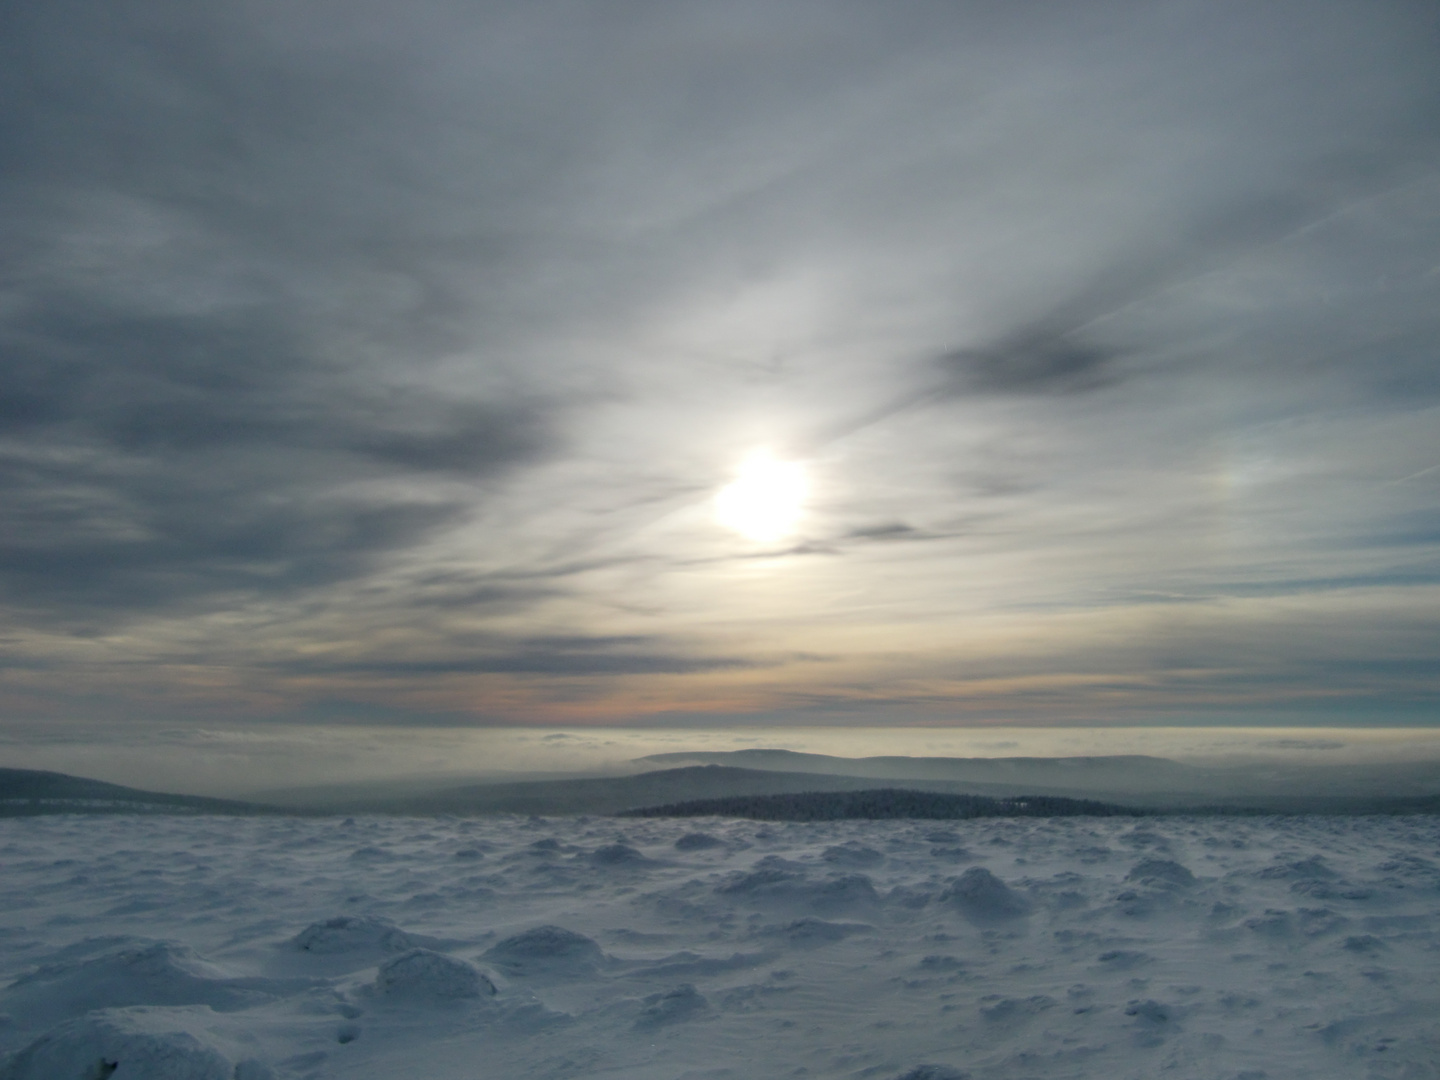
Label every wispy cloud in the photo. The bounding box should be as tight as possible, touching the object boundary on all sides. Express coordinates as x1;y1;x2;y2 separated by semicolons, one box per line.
0;0;1437;730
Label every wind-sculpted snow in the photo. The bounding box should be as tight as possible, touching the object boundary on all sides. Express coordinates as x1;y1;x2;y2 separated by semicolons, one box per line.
371;949;495;1000
940;868;1033;921
673;831;725;851
632;983;709;1029
0;1007;272;1080
762;917;873;948
0;814;1437;1079
481;925;607;977
291;916;420;956
823;842;886;868
0;942;313;1024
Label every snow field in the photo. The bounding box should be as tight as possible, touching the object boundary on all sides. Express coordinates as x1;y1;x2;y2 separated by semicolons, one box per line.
0;813;1436;1079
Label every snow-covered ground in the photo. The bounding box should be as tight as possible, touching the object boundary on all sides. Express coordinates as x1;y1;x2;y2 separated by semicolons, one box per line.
0;812;1437;1080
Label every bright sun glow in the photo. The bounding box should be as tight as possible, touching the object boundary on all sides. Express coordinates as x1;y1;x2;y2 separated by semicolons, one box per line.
714;451;807;542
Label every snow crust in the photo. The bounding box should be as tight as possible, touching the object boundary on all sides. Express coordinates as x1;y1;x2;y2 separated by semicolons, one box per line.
0;813;1437;1078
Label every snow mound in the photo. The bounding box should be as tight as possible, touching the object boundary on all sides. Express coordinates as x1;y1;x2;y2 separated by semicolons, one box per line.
634;984;708;1029
940;868;1031;919
1375;853;1437;878
1114;858;1202;915
1094;949;1152;970
1257;855;1367;898
291;915;418;955
1343;934;1386;953
3;942;268;1024
980;994;1056;1022
0;1007;258;1080
1242;906;1346;940
1125;997;1180;1044
890;1066;969;1080
917;954;964;972
714;857;805;895
810;873;881;911
348;845;399;861
1125;858;1196;889
1124;998;1172;1023
674;832;723;851
822;843;884;868
1258;855;1337;882
482;926;605;976
766;917;873;947
373;949;496;1000
589;844;650;866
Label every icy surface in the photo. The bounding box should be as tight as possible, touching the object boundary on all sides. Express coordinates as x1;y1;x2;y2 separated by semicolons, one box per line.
0;813;1437;1079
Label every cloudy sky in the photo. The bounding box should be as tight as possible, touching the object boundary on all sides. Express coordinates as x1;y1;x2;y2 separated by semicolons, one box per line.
3;0;1439;740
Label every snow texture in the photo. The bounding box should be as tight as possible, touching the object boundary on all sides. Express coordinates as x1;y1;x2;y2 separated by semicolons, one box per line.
0;813;1437;1079
0;1007;252;1080
291;916;418;956
372;949;495;1000
674;832;724;851
481;925;606;977
939;867;1033;919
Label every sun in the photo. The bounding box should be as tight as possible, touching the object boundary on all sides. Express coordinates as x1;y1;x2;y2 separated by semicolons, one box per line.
714;450;807;542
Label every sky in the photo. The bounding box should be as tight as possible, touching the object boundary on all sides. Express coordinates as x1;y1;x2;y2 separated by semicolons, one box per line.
3;0;1440;752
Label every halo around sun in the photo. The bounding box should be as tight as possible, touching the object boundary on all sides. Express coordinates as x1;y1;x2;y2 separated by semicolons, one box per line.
714;450;807;542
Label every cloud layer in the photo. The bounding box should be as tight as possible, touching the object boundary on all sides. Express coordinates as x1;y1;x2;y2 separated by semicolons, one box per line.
1;0;1438;727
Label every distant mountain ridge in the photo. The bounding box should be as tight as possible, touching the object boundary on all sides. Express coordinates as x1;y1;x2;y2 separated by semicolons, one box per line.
262;765;986;816
0;768;272;817
4;757;1438;818
622;788;1144;821
634;749;1440;806
228;757;1440;817
635;750;1214;801
640;749;1183;774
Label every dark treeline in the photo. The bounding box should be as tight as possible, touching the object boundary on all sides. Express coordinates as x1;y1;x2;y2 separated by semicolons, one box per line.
620;788;1146;821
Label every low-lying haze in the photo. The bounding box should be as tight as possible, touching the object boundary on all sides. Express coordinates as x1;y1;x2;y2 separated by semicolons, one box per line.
3;724;1438;800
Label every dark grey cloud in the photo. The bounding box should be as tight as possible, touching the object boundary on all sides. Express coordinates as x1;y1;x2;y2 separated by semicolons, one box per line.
0;1;579;625
843;523;921;542
844;150;1440;430
0;292;554;622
